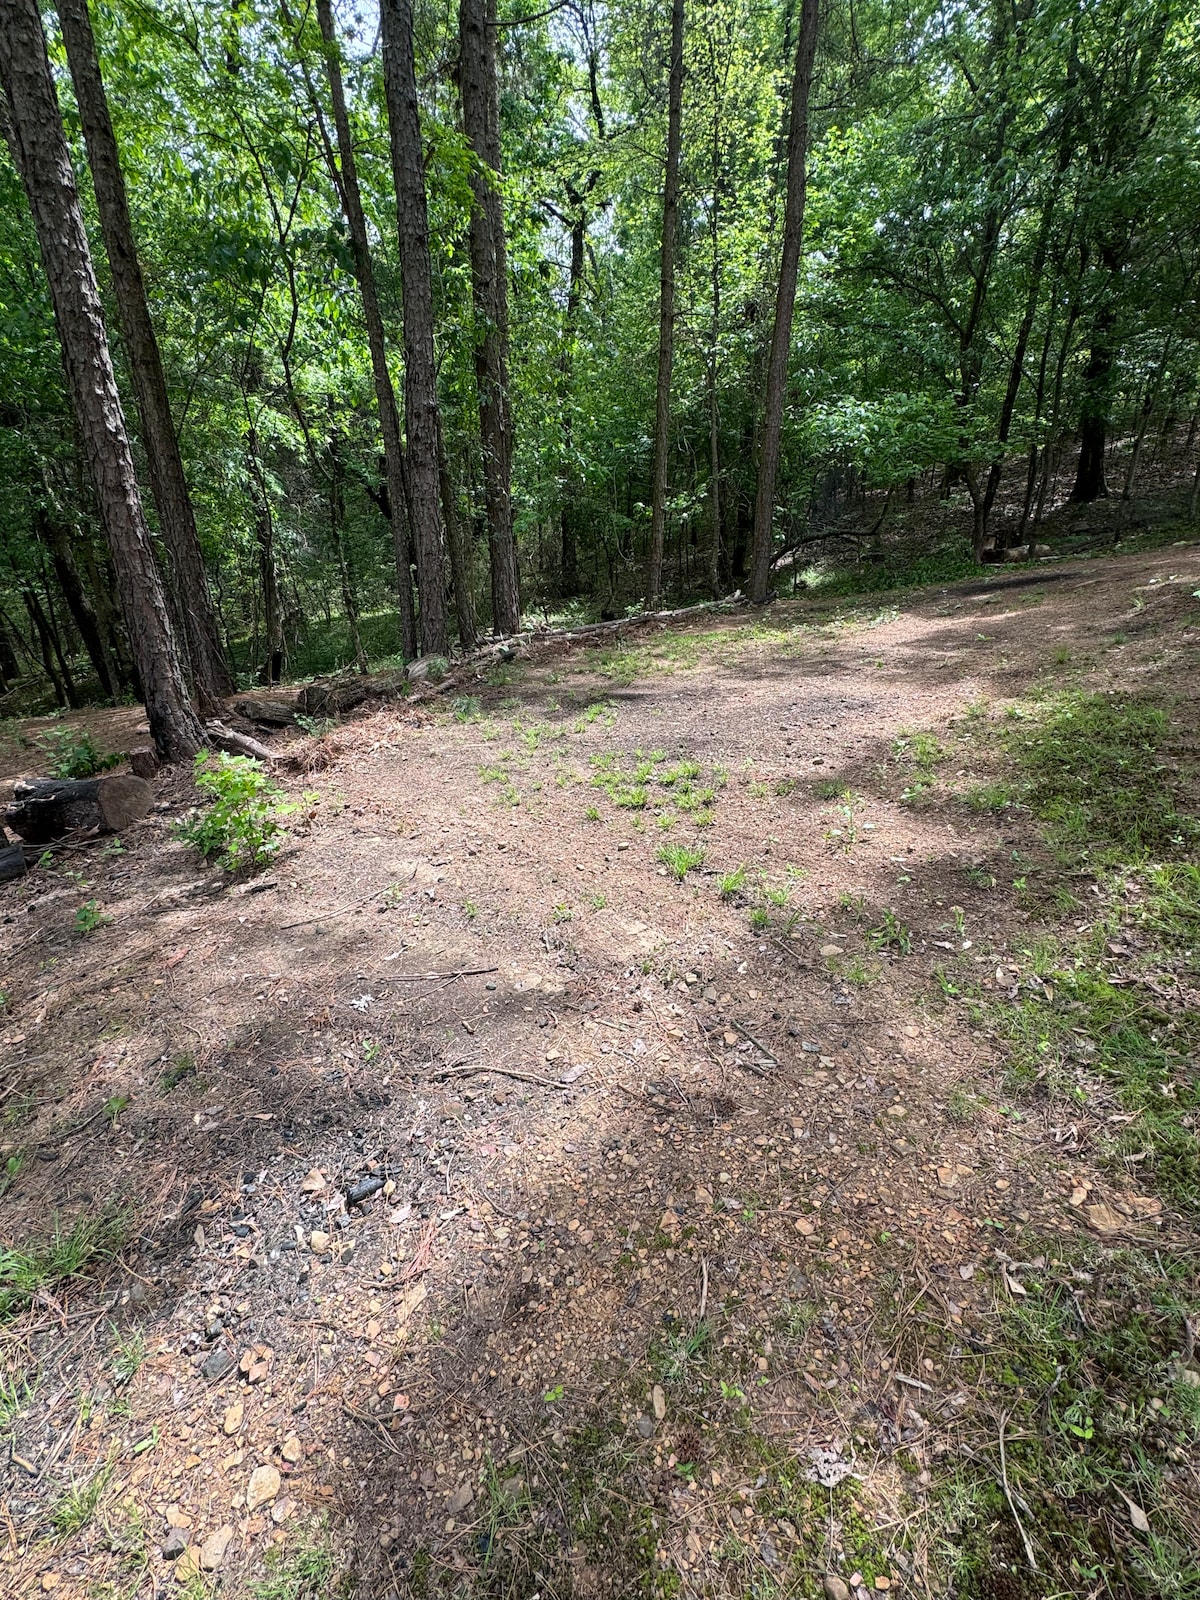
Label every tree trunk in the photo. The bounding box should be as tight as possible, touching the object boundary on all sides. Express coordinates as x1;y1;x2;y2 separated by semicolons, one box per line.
438;420;478;651
0;0;205;761
57;0;232;712
312;0;417;659
1071;303;1117;502
249;439;284;685
379;0;448;656
459;0;520;634
22;584;75;707
748;0;818;605
35;506;118;697
559;206;587;598
329;436;367;674
644;0;685;609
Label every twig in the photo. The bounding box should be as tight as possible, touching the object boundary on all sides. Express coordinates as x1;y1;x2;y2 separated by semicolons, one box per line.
388;966;498;981
277;887;386;930
698;1256;709;1322
403;1217;438;1281
342;1403;405;1455
433;1062;572;1089
730;1018;779;1067
998;1410;1038;1572
893;1372;934;1393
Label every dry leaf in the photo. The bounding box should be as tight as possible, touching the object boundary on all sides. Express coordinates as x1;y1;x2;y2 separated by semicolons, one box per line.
1085;1203;1123;1235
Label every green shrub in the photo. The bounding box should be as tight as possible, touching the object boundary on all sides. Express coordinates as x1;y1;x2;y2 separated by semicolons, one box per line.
34;726;120;779
175;752;296;871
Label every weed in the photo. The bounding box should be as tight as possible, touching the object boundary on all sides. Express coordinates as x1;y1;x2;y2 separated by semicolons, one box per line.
657;843;704;881
945;1086;979;1122
463;901;478;922
75;899;111;934
866;908;912;954
964;780;1014;812
589;893;607;910
815;778;844;799
175;753;298;872
111;1327;146;1385
451;695;481;722
161;1053;195;1091
749;907;769;931
584;804;602;821
294;713;337;738
251;1532;347;1600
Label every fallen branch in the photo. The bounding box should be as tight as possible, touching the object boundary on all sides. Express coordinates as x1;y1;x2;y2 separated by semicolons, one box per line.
387;965;499;981
277;887;386;930
433;1062;572;1089
998;1410;1038;1572
730;1018;778;1069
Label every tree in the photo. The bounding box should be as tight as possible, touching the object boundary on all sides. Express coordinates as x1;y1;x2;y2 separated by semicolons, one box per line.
748;0;818;605
0;0;205;760
645;0;685;609
459;0;520;634
306;0;420;657
56;0;233;709
379;0;448;657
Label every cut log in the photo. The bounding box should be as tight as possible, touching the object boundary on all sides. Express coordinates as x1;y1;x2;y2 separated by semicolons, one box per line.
5;774;152;844
0;843;28;882
205;721;276;763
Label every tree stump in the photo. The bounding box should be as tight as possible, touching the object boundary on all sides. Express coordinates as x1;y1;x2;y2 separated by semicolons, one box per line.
5;774;152;844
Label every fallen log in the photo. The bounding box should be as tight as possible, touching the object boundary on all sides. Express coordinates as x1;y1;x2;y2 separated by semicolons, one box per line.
231;694;298;727
5;774;152;845
205;721;277;763
0;842;28;882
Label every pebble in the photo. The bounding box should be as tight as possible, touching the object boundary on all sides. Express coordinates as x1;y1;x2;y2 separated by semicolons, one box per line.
820;945;844;957
309;1231;330;1254
822;1577;851;1600
446;1483;474;1514
222;1400;243;1435
202;1346;236;1382
198;1525;233;1571
636;1415;655;1438
652;1384;666;1421
161;1529;188;1561
246;1465;281;1511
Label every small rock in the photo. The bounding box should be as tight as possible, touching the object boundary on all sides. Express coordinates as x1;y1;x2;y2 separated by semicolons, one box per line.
820;945;844;958
222;1400;243;1435
161;1529;188;1561
300;1169;326;1194
309;1230;330;1255
202;1346;236;1382
822;1578;851;1600
281;1434;304;1464
41;1575;61;1592
271;1495;294;1524
446;1483;474;1514
636;1415;655;1438
703;986;717;1003
246;1465;281;1512
198;1525;233;1571
651;1384;666;1421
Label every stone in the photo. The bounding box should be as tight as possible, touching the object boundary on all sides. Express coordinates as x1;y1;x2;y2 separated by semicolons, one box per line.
301;1169;327;1194
246;1465;281;1511
636;1415;655;1438
202;1346;236;1382
309;1230;330;1255
446;1482;474;1514
822;1577;851;1600
281;1435;303;1464
651;1384;666;1421
161;1529;188;1561
222;1400;243;1435
198;1525;233;1571
271;1496;294;1524
820;945;844;958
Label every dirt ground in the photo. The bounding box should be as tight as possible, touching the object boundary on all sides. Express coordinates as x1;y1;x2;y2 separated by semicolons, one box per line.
1;542;1198;1600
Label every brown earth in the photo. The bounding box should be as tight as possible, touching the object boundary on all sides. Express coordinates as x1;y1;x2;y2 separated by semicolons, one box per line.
1;542;1198;1600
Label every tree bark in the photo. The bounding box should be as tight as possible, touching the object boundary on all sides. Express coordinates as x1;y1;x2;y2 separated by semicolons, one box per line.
35;504;119;697
0;0;205;761
57;0;233;711
748;0;818;605
645;0;685;610
438;420;478;651
379;0;449;656
459;0;520;634
312;0;417;659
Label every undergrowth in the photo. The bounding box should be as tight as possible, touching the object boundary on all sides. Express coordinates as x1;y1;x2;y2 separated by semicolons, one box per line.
0;1212;127;1321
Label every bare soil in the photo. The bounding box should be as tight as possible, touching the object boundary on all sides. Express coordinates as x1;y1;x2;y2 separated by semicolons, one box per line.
1;542;1198;1600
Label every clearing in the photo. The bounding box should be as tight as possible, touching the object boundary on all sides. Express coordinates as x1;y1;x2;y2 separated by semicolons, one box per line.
2;543;1199;1600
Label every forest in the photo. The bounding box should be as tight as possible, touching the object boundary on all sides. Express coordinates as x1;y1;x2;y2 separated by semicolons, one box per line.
1;0;1198;753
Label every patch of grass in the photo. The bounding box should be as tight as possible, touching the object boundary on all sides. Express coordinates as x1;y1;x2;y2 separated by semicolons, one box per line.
964;780;1015;813
251;1531;349;1599
0;1212;128;1322
51;1450;117;1536
719;865;748;899
657;843;704;881
866;908;912;954
1007;692;1194;862
451;694;482;722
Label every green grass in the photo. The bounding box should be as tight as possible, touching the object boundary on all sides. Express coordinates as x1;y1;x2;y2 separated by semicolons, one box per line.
251;1532;349;1599
657;843;704;880
0;1213;128;1322
51;1451;117;1536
